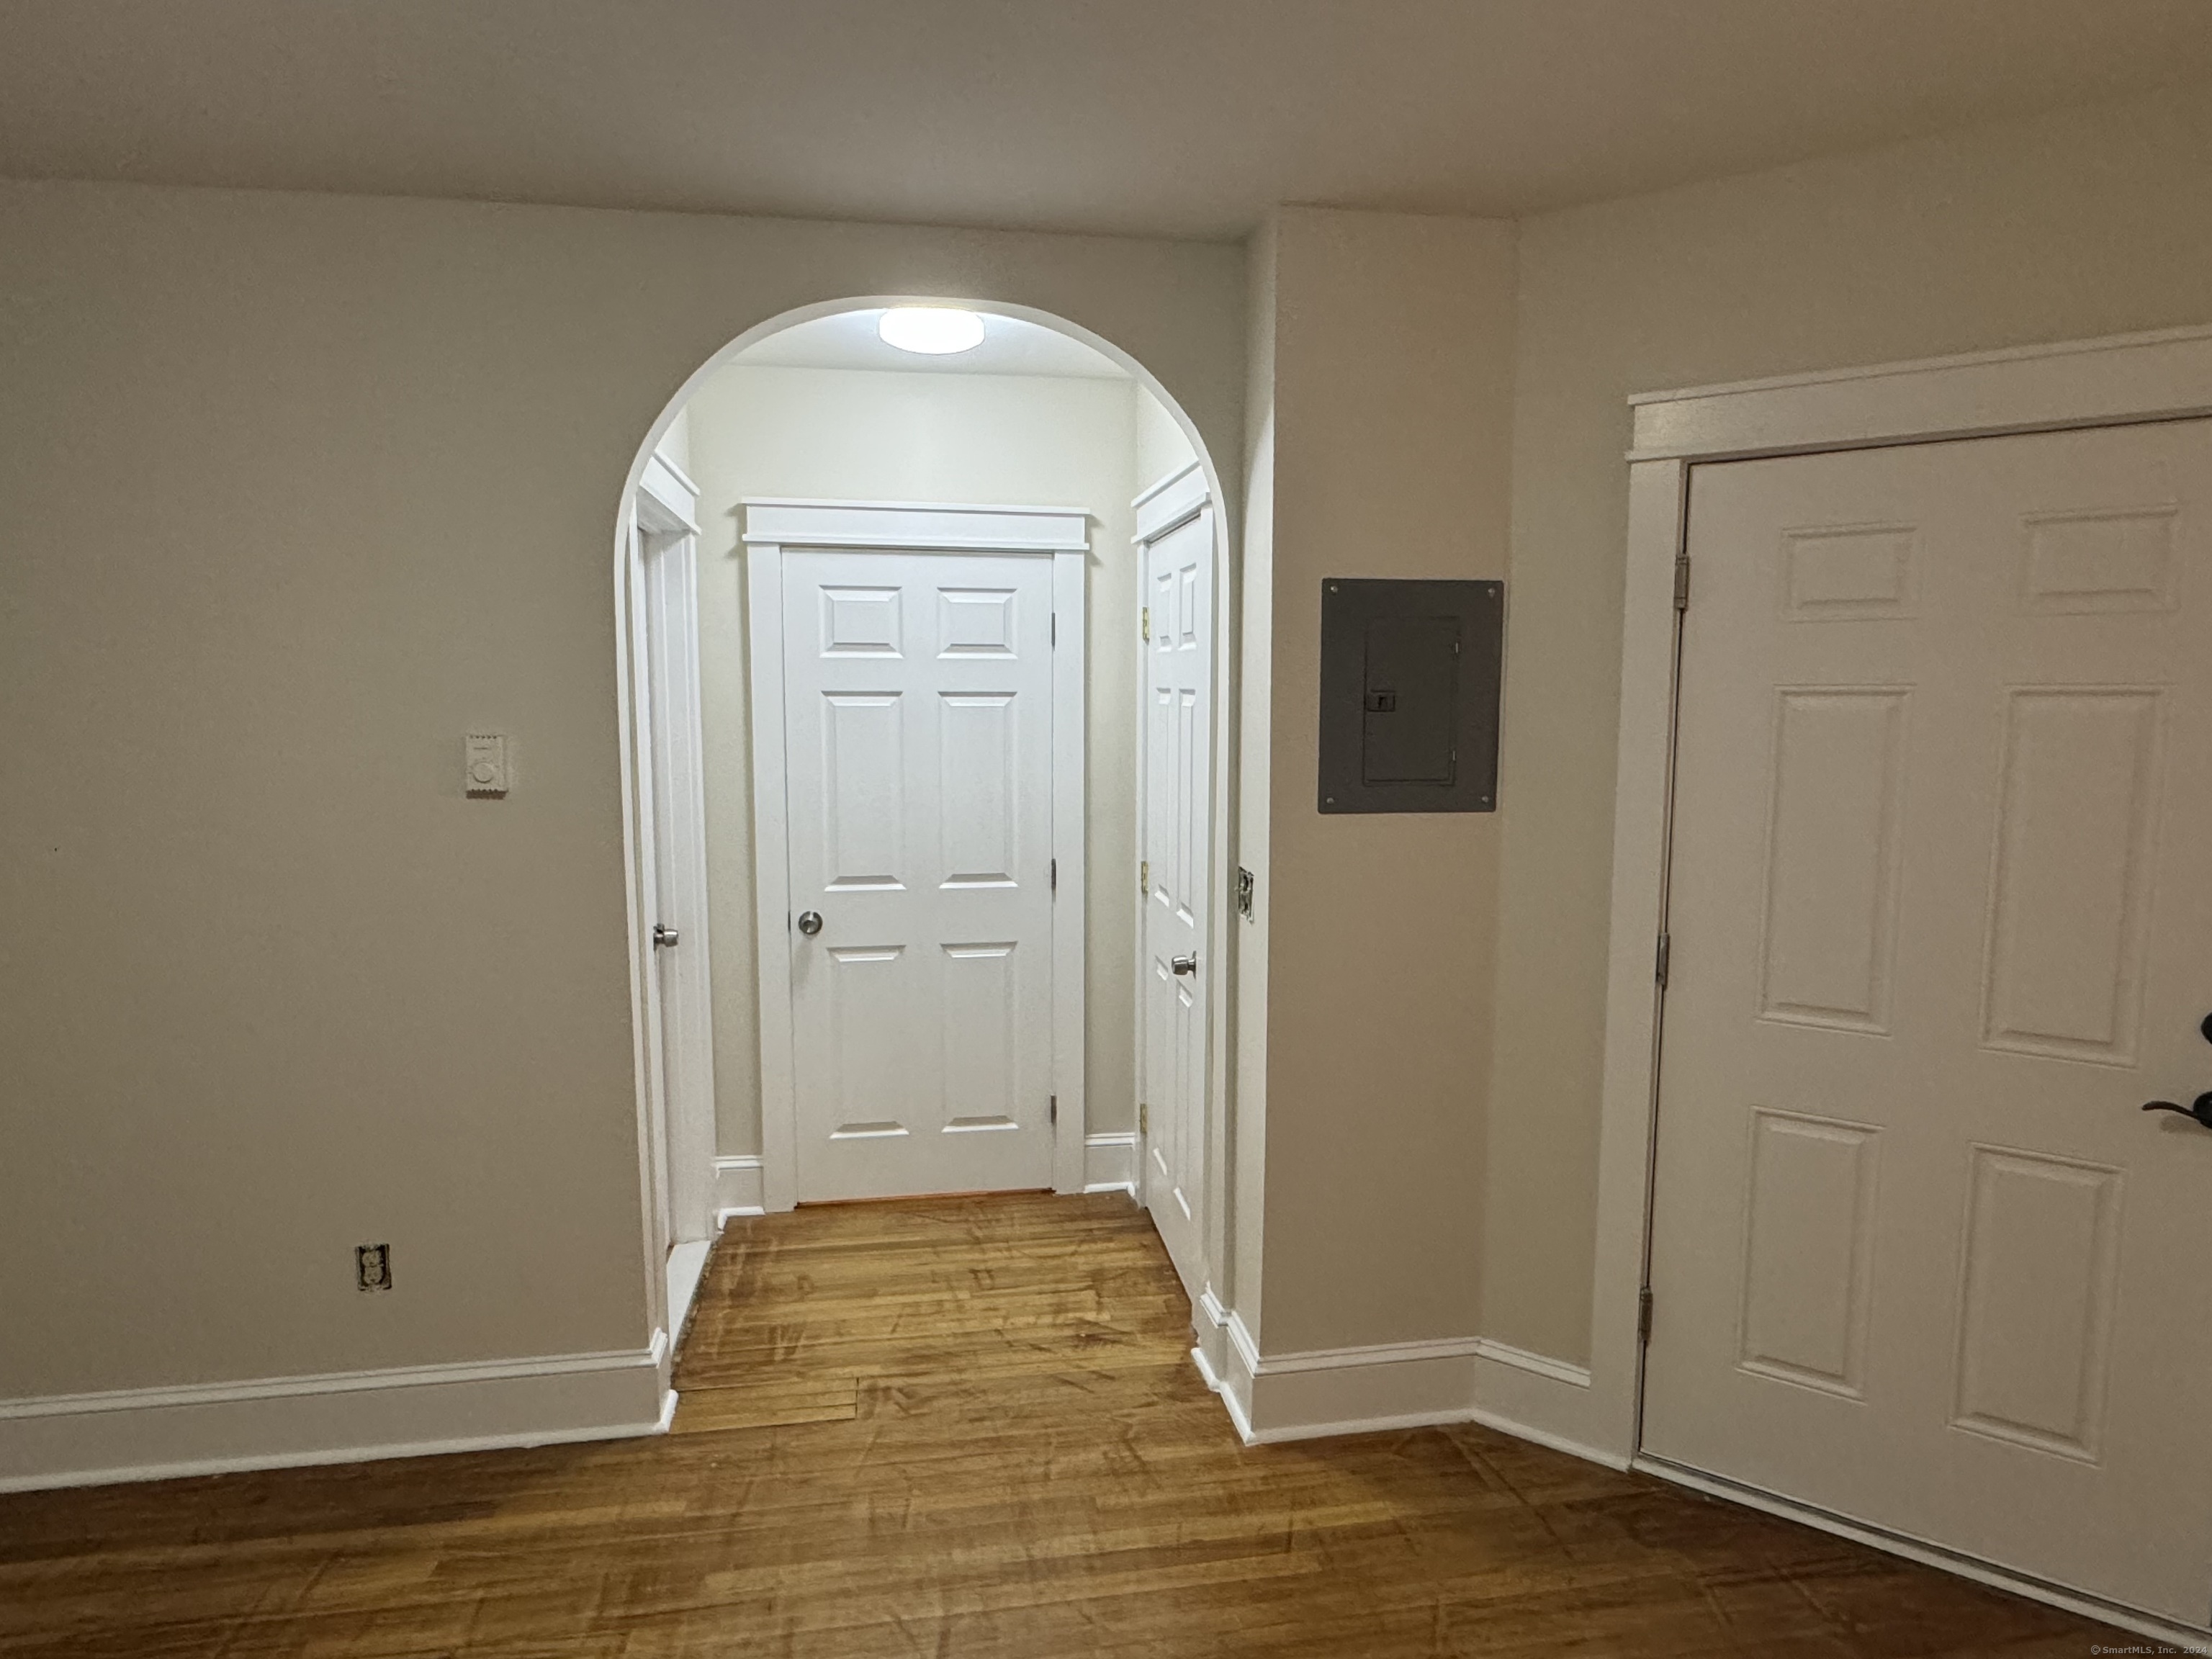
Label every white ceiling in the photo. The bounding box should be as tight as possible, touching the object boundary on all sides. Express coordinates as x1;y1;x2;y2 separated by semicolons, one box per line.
735;310;1128;379
2;2;2209;238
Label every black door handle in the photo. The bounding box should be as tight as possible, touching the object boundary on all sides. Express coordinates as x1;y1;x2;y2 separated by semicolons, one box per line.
2142;1092;2212;1129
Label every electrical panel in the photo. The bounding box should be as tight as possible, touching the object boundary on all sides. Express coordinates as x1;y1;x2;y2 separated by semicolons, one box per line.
1317;577;1503;814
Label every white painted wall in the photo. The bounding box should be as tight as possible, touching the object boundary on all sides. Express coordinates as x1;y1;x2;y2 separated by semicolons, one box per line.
1487;81;2212;1367
1136;384;1197;490
683;362;1184;1152
654;403;692;475
0;178;1241;1419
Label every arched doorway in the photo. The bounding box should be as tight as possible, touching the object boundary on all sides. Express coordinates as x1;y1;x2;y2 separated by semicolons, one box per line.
613;299;1236;1351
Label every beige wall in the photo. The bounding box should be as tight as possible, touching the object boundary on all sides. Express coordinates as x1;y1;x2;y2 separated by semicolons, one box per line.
1485;81;2212;1365
1239;207;1519;1354
0;178;1241;1400
681;362;1176;1151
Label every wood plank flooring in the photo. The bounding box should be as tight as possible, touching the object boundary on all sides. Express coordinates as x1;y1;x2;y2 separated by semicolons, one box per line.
0;1192;2106;1655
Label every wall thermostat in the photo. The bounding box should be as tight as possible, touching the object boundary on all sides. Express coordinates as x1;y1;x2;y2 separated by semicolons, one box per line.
464;732;509;796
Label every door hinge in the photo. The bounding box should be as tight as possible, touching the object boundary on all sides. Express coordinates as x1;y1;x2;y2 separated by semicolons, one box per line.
1141;606;1151;642
1051;857;1057;893
1139;859;1149;899
1638;1287;1655;1344
1139;1102;1149;1136
1673;554;1691;612
1049;1094;1058;1126
1051;612;1057;647
1655;931;1671;988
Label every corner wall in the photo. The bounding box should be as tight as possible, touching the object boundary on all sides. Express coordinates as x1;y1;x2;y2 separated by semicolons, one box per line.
1236;207;1519;1357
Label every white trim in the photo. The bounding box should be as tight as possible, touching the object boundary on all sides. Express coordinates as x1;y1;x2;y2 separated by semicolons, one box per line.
743;500;1089;1207
665;1240;710;1350
713;1154;765;1223
1051;546;1088;1196
1627;321;2212;462
1596;321;2212;1627
0;1344;671;1493
639;451;703;533
1133;460;1208;542
740;498;1089;552
632;466;719;1253
1199;1311;1614;1457
1082;1130;1136;1194
1640;1457;2212;1645
1588;457;1687;1463
746;544;798;1213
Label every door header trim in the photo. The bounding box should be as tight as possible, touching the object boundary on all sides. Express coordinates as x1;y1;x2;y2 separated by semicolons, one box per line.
1627;322;2212;464
741;498;1090;552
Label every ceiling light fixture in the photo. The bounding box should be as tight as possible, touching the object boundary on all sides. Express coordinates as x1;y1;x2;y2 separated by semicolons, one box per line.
878;307;986;355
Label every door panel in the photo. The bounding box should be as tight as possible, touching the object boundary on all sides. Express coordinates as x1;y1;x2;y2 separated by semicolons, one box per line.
783;550;1056;1200
1141;505;1212;1290
1645;420;2212;1624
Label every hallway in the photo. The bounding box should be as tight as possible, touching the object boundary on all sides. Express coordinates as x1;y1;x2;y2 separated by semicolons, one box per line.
0;1195;2098;1655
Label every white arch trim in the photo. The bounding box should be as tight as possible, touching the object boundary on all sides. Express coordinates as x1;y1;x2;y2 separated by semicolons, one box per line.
608;295;1243;1362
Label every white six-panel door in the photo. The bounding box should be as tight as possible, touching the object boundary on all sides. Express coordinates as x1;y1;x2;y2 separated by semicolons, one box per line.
1643;418;2212;1624
781;549;1059;1201
1141;500;1213;1290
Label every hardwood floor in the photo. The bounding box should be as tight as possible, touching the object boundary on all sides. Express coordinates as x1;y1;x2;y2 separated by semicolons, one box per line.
0;1192;2105;1656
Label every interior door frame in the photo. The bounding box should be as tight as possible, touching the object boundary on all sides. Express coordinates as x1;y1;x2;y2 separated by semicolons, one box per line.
1130;462;1213;1241
619;449;719;1344
1591;323;2212;1630
742;498;1090;1210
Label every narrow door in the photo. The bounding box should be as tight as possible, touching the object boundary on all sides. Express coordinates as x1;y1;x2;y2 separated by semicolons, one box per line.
624;513;675;1278
781;550;1058;1200
1644;419;2212;1623
1141;504;1213;1289
639;523;717;1245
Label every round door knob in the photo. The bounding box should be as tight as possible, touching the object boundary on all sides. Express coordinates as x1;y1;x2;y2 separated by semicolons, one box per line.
1171;953;1198;976
797;910;823;937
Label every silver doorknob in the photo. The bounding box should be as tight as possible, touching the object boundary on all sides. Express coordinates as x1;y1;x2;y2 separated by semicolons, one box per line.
797;910;824;937
1172;953;1197;975
652;923;679;948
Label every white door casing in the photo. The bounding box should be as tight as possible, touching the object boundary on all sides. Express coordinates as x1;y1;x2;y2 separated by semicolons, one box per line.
623;451;719;1334
1136;464;1213;1292
1641;420;2212;1624
746;501;1088;1209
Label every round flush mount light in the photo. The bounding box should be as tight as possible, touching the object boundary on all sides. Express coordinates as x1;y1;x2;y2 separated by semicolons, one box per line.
878;306;986;355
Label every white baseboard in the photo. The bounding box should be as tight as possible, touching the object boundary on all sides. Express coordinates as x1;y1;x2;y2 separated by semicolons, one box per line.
1082;1130;1136;1194
1205;1308;1624;1467
0;1337;673;1493
714;1154;765;1225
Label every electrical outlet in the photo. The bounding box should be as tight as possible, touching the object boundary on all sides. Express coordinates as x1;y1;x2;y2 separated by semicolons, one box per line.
356;1243;392;1292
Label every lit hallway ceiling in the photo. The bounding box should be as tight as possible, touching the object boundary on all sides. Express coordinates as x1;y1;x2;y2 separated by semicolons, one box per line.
1;0;2208;238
